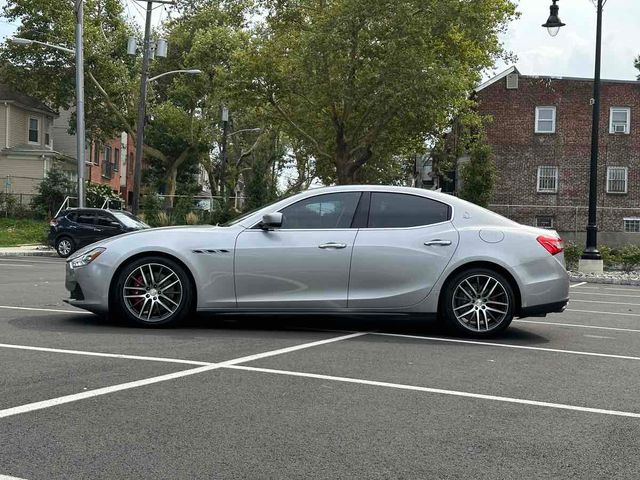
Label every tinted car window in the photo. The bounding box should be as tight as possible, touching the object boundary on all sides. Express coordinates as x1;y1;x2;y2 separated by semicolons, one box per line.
368;193;450;228
280;192;361;229
66;212;77;222
76;212;96;225
96;212;117;227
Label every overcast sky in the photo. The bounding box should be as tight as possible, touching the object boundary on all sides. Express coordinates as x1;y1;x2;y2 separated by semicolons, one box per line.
496;0;639;80
0;0;638;81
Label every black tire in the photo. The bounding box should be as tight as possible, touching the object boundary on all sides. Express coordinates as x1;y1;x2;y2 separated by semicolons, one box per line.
55;236;75;258
113;256;194;327
442;267;515;337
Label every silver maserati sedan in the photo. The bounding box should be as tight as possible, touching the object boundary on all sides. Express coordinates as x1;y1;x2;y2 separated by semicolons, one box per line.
64;185;569;336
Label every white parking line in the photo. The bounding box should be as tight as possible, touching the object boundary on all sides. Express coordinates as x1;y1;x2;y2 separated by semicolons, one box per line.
515;319;640;334
568;308;640;318
0;263;33;267
0;305;85;314
570;282;587;288
225;365;640;419
571;299;640;307
370;332;640;362
0;474;28;480
0;343;211;366
571;291;640;298
0;332;366;419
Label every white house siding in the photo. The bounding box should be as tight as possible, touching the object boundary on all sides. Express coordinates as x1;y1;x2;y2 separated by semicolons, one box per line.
0;155;45;195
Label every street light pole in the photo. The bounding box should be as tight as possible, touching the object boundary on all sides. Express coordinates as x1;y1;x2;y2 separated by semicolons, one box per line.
583;0;604;265
131;0;154;216
75;0;86;208
542;0;603;272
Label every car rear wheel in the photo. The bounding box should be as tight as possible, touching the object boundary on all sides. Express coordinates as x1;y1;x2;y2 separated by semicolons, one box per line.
56;236;75;258
442;268;515;337
114;256;193;327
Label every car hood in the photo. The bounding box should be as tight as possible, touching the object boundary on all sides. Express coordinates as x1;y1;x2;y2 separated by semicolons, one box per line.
68;224;231;260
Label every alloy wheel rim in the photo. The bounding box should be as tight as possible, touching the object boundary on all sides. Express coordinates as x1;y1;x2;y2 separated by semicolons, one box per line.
452;274;509;332
58;240;71;256
123;263;183;323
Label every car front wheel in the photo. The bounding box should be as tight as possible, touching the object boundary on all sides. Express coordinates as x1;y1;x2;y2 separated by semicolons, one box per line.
442;268;515;337
114;256;193;327
56;236;75;258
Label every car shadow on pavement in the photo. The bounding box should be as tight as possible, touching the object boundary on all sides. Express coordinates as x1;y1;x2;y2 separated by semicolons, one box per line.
9;311;550;346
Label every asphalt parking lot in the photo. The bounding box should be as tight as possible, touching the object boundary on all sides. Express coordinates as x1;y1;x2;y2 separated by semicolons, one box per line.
1;256;640;479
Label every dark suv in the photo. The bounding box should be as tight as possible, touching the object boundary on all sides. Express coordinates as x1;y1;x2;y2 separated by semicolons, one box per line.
48;208;149;257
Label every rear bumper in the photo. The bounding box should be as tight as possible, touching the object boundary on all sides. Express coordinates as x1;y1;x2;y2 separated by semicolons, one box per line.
518;300;568;318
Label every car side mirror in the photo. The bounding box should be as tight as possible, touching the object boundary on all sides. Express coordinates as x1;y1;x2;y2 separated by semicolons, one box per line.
110;221;122;228
261;212;283;230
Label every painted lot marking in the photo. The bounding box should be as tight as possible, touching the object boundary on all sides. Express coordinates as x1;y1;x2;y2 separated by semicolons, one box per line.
584;334;614;340
571;299;640;307
0;263;33;267
0;343;211;366
570;282;587;288
571;291;640;299
568;308;640;318
225;365;640;419
515;319;640;334
0;305;85;314
0;474;28;480
0;332;367;419
370;332;640;362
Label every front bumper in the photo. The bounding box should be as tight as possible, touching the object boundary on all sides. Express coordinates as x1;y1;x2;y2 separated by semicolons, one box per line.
65;260;111;314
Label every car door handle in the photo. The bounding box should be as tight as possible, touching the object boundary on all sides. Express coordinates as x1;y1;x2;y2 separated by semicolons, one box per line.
318;242;347;249
424;239;452;246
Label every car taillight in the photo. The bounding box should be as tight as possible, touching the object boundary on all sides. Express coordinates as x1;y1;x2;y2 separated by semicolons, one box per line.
537;235;564;255
49;219;58;227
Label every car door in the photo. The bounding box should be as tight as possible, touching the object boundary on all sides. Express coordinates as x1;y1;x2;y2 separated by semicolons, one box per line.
234;192;362;309
94;211;124;240
348;192;459;309
72;211;99;248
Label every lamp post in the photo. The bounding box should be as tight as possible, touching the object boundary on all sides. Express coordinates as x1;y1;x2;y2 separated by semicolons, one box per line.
543;0;603;273
9;35;86;208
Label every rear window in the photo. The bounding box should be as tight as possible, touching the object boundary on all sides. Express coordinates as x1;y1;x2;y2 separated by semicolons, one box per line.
368;193;451;228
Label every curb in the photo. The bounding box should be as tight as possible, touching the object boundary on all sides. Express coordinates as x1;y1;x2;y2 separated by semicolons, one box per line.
0;250;59;257
569;275;640;286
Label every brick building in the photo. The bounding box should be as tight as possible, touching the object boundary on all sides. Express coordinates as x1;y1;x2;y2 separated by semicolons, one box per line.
474;67;640;245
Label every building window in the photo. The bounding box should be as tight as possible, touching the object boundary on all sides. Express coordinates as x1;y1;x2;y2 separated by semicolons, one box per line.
607;166;628;194
536;216;554;229
114;148;120;172
93;143;101;165
537;166;558;193
28;117;39;143
535;106;556;133
610;107;630;134
623;218;640;233
102;146;112;178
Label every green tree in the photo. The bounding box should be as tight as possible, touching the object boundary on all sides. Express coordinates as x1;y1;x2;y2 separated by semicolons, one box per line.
85;182;122;208
31;165;74;217
458;140;496;208
233;0;517;184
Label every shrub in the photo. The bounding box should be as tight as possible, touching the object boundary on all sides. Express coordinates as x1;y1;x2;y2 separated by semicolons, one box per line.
156;211;170;227
31;166;73;218
185;212;199;225
86;182;122;208
616;245;640;272
563;242;581;270
141;194;163;226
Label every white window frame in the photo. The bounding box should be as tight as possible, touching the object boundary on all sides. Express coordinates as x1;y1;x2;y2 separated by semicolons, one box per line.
28;117;40;145
609;107;630;134
535;106;556;134
623;218;640;233
537;166;558;193
606;166;628;194
535;216;554;229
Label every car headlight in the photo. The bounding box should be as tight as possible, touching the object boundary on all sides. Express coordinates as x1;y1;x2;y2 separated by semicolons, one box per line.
69;247;106;269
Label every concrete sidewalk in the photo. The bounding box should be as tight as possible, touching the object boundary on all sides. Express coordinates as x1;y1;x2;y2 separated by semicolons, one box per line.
0;245;58;257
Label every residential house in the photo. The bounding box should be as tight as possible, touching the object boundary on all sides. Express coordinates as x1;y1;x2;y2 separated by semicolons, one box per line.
0;84;74;201
473;67;640;245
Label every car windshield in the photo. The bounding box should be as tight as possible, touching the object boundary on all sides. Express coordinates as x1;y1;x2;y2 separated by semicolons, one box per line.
112;211;149;229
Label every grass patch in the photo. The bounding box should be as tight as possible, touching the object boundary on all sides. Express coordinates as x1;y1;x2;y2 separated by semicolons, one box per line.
0;218;49;247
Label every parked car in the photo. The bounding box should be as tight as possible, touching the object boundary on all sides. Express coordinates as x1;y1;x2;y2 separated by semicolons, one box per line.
49;208;149;258
64;186;569;337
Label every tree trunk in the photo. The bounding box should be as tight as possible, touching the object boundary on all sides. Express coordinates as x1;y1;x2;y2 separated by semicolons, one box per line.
165;164;178;208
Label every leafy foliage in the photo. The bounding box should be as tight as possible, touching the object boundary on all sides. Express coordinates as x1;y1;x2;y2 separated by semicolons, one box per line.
31;165;73;218
85;182;122;208
459;140;496;208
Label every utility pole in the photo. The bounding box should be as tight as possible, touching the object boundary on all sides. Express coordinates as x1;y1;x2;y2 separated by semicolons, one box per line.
131;1;154;215
75;0;85;208
219;106;229;201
